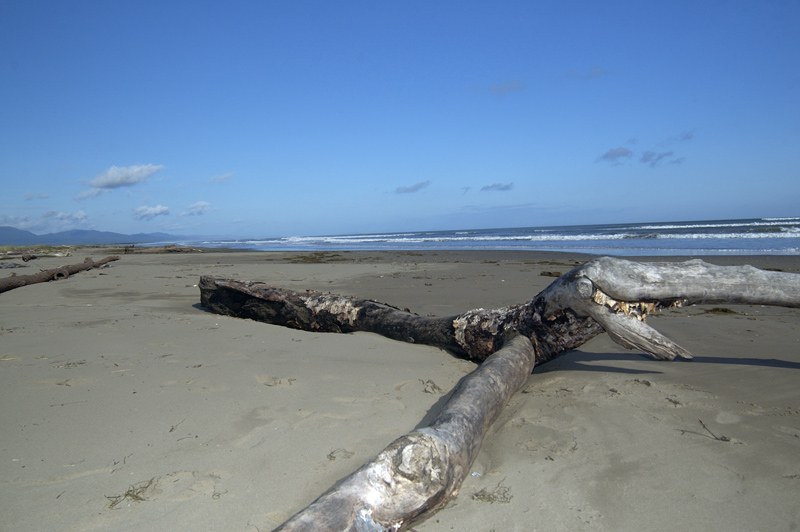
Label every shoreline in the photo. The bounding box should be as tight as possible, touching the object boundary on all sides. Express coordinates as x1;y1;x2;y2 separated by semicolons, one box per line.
1;249;799;531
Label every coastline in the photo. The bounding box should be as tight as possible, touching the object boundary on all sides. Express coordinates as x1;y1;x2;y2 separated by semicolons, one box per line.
1;249;799;531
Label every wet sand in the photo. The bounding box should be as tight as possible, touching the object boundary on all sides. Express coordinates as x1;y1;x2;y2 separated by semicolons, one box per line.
1;249;799;531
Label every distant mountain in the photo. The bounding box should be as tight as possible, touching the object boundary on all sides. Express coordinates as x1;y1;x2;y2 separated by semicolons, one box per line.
0;226;180;246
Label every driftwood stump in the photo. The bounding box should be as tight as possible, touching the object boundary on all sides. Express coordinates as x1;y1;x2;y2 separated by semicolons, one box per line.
199;257;800;531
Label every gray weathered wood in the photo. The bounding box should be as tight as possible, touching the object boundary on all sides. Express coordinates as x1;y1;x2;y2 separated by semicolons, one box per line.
273;333;535;532
537;257;800;360
0;255;120;294
198;257;800;531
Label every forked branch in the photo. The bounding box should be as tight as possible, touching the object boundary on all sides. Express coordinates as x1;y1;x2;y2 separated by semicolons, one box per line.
198;257;800;531
538;257;800;360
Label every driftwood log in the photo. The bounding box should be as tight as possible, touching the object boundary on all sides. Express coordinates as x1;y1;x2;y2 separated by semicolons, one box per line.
199;257;800;531
0;255;120;294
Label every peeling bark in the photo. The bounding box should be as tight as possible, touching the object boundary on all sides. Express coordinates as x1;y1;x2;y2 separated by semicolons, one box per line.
0;256;120;294
198;257;800;531
198;276;602;365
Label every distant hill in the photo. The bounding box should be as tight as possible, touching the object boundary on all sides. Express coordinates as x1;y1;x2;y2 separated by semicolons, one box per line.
0;226;180;246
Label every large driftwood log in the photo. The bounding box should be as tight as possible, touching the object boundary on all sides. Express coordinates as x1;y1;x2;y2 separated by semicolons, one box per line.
199;257;800;363
0;256;120;294
199;257;800;531
198;277;603;365
275;333;534;531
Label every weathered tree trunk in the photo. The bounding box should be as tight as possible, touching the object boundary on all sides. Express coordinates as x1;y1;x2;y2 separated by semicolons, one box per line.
0;256;120;294
198;276;603;365
198;257;800;531
274;333;535;532
200;257;800;363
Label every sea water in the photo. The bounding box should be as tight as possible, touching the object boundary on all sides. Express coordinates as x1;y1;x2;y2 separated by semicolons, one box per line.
184;217;799;256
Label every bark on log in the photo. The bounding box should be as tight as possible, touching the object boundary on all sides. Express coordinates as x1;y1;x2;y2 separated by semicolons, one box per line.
200;257;800;363
198;276;602;365
0;256;120;294
198;257;800;531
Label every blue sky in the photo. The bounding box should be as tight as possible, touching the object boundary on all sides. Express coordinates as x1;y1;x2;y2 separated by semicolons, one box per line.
2;1;798;238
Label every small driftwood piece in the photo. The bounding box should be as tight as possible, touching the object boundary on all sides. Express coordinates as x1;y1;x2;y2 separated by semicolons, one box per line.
0;256;120;294
199;257;800;531
123;244;203;254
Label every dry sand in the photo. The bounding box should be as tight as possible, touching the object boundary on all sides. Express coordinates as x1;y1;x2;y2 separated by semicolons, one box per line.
1;249;799;531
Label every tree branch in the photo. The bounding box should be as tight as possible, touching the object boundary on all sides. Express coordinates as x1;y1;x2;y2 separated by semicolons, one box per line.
197;257;800;530
0;256;120;294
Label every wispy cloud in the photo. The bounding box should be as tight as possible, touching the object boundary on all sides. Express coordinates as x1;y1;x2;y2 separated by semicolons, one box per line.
1;210;89;232
395;181;431;194
601;130;691;167
75;188;109;200
180;201;213;216
564;66;610;80
43;209;89;225
640;150;685;167
78;164;164;200
210;172;234;184
0;214;39;231
490;80;526;96
132;205;170;221
481;183;514;192
658;129;696;146
25;193;50;201
596;147;633;165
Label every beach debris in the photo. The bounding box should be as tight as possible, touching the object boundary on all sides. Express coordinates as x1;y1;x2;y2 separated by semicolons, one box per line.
327;448;355;461
198;257;800;531
420;379;445;394
698;419;731;442
123;244;203;254
105;477;159;509
0;255;120;294
0;248;72;262
472;478;513;504
539;270;562;277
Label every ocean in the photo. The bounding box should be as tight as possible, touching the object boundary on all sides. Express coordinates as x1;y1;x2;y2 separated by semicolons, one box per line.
183;217;800;256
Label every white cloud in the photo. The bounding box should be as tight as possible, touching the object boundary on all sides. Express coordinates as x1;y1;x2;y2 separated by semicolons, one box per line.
133;205;170;221
210;172;234;183
395;181;431;194
89;164;164;189
181;201;213;216
77;164;164;199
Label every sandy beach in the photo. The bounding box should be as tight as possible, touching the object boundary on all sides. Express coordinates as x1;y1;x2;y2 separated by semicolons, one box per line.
1;249;799;532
